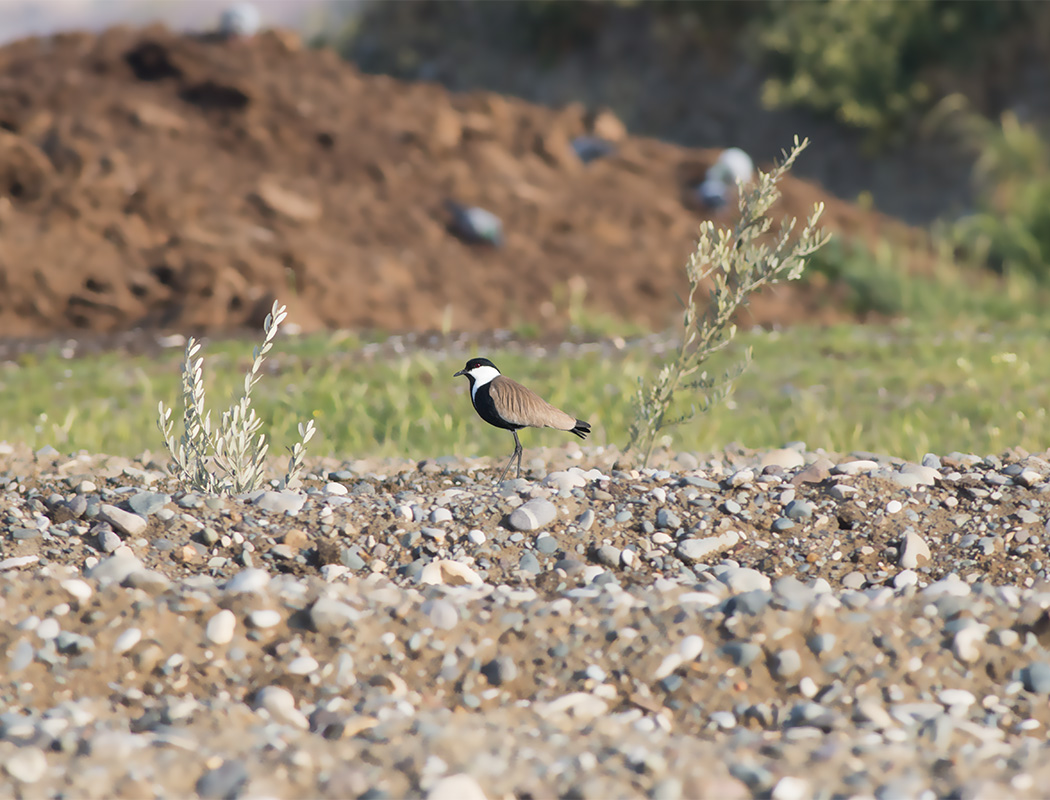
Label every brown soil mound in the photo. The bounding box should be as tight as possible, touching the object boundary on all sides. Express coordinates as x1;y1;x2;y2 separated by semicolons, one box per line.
0;26;917;338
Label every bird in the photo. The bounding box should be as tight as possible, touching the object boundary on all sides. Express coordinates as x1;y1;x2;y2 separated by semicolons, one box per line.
454;357;591;482
697;147;754;210
219;3;262;41
445;200;504;247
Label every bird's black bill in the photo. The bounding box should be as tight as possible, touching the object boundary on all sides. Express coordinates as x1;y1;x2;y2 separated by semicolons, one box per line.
453;368;466;377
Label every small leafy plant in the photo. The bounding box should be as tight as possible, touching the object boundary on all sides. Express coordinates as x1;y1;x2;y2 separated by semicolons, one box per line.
626;136;831;467
158;301;317;495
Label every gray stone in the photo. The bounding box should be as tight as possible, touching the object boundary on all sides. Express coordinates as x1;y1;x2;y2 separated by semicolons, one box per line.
86;551;144;585
576;509;595;531
718;566;771;593
1022;662;1050;694
656;508;681;530
251;490;305;515
196;759;248;800
98;504;148;537
518;552;541;574
721;499;741;515
807;633;836;656
422;599;459;631
771;649;802;680
535;536;559;555
784;499;813;520
481;655;519;686
676;531;740;563
508;499;557;531
595;545;621;568
721;641;761;667
309;598;362;633
128;492;170;517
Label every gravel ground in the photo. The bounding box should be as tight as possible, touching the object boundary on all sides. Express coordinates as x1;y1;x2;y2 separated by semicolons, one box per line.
2;441;1050;798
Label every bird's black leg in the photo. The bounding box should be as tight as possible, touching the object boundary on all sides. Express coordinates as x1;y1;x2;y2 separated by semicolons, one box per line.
513;430;523;478
497;430;523;483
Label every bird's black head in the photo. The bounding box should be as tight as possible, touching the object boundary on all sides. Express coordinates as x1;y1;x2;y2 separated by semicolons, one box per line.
454;357;498;379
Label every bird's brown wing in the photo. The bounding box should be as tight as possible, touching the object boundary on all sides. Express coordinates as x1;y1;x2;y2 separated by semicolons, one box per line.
489;375;577;431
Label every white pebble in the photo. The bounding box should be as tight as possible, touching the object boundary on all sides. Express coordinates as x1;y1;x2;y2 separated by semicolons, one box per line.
429;507;453;524
799;677;818;698
772;776;810;800
324;482;348;495
113;627;142;654
60;578;93;601
425;774;488;800
886;500;903;514
248;609;282;629
36;618;60;641
678;635;704;661
467;530;486;545
253;685;308;729
205;609;236;645
224;569;271;594
4;746;47;783
287;655;319;675
938;688;976;709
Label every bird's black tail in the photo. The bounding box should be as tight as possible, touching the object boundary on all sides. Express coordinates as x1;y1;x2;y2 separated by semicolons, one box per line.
571;419;591;440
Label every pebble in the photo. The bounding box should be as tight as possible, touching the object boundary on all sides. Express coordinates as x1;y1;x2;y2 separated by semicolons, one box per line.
224;569;271;594
423;599;459;631
885;499;903;514
205;610;236;645
656;508;681;530
196;759;248;800
248;609;282;629
1022;662;1050;694
595;545;621;569
98;504;148;537
772;776;810;800
771;649;802;679
783;499;813;520
676;532;740;563
4;746;47;783
86;550;144;585
113;627;142;654
508;499;557;531
254;686;308;729
251;490;306;515
287;655;319;675
128;491;170;516
310;598;362;632
426;774;488;800
952;624;988;664
429;508;452;524
898;531;931;569
576;509;595;531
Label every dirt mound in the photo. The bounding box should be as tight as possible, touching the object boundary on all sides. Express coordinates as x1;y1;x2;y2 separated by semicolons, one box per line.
0;26;917;338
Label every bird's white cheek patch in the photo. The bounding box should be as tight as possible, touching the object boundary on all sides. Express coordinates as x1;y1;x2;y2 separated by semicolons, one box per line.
469;366;500;400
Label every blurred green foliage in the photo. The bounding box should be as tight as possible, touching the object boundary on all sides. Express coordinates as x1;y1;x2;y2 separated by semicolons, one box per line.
325;0;1041;145
940;107;1050;282
758;0;1030;143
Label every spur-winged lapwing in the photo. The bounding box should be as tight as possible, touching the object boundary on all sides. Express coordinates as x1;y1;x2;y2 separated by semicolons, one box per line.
454;357;591;481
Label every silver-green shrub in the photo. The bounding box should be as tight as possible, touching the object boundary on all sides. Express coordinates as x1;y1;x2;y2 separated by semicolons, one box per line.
627;136;831;467
158;301;317;494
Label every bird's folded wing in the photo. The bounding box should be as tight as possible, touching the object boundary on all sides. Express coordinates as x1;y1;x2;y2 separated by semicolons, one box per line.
490;376;577;430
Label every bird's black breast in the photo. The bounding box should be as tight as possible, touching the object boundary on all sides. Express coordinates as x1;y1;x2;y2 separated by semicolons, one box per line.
472;382;522;431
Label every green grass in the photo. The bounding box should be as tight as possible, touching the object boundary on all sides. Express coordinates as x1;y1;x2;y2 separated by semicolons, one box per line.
2;319;1048;464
